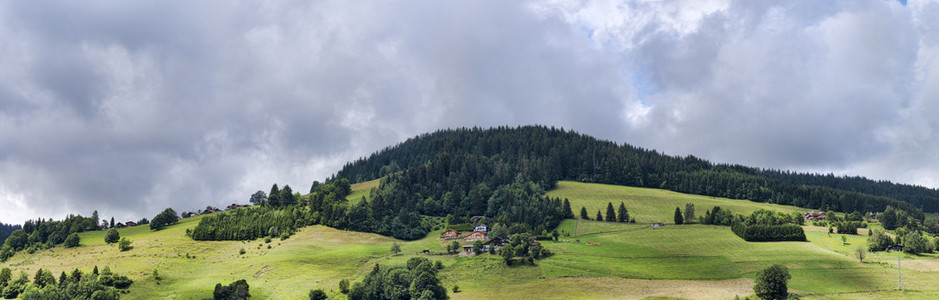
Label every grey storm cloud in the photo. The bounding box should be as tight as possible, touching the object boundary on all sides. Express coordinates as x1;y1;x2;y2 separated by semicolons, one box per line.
0;0;937;224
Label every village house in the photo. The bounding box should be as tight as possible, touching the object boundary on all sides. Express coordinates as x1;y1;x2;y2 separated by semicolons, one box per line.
202;209;218;215
465;230;488;242
484;238;508;252
474;223;489;232
125;221;137;227
115;222;126;228
226;203;248;211
529;240;541;250
440;229;460;240
803;211;827;222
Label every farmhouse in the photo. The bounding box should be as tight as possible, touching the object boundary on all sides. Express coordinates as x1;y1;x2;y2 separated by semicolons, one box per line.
440;229;460;240
485;238;508;251
115;222;126;228
474;223;489;232
465;230;488;242
125;221;137;227
803;211;827;222
203;209;218;215
226;204;248;211
529;240;541;250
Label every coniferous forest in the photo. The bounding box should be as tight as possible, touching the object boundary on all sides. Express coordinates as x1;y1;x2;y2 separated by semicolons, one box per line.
337;126;930;220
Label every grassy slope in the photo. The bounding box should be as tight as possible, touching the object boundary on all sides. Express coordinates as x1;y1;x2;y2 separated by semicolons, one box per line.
4;181;939;299
548;181;804;223
346;179;379;204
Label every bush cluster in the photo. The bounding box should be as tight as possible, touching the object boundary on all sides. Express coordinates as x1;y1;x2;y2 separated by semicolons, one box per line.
732;223;806;242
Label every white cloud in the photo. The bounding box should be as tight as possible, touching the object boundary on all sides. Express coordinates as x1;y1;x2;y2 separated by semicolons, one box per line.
1;0;938;224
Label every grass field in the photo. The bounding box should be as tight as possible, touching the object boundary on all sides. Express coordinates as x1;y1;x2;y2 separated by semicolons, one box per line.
548;181;805;223
346;178;379;204
4;181;939;299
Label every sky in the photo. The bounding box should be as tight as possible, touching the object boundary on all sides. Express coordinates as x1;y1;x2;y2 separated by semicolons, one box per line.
1;0;938;225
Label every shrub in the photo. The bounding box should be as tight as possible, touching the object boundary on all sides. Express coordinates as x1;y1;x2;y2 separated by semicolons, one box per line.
118;238;132;251
733;223;805;242
64;233;80;248
104;229;120;244
339;278;350;294
214;279;250;300
309;289;328;300
867;228;893;252
902;231;930;254
835;221;861;235
239;248;246;255
452;285;460;293
753;264;791;300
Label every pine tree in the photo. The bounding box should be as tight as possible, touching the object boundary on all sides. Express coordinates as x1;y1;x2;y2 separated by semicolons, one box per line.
563;199;574;218
596;210;603;222
281;185;296;206
59;271;67;287
674;207;684;225
580;207;589;220
605;203;616;222
617;202;628;223
110;217;115;228
269;184;281;207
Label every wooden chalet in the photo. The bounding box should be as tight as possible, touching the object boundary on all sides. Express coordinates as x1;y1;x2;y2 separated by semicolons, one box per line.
226;204;248;211
465;230;488;242
440;229;460;240
474;223;489;232
803;211;827;222
125;221;137;227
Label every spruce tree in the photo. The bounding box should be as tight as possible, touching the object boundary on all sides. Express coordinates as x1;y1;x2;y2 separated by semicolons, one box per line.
605;203;616;222
617;202;628;223
596;210;603;222
563;199;574;219
268;184;280;207
674;207;684;225
580;207;589;220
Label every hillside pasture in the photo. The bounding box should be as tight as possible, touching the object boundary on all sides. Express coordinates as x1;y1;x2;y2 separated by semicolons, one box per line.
6;181;939;299
548;181;805;223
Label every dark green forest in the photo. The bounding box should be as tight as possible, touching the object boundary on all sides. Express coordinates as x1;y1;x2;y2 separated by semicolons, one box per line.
335;126;930;219
0;223;20;247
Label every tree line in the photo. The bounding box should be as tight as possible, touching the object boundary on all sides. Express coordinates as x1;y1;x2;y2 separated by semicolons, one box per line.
191;179;436;241
0;223;20;247
334;126;929;218
0;265;131;299
0;213;97;262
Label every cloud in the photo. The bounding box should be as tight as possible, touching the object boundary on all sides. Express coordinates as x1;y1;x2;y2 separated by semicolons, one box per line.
0;0;937;225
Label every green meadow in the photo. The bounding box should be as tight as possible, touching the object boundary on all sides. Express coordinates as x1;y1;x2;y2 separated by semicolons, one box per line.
4;181;939;299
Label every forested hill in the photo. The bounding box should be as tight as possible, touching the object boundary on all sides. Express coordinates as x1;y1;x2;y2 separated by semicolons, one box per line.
336;126;933;217
0;222;21;245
